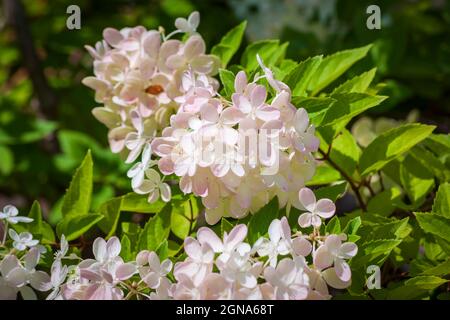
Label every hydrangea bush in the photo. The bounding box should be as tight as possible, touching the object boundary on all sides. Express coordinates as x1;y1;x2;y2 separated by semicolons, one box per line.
1;12;449;300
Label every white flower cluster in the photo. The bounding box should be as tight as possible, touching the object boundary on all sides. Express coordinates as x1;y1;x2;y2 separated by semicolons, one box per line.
0;205;49;300
0;189;357;300
84;12;320;224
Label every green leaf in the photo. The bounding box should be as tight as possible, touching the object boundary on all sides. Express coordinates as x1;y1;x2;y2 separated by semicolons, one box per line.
156;240;169;261
314;182;347;202
291;97;336;126
120;235;132;262
325;216;341;234
211;21;247;67
359;124;436;176
170;195;198;240
56;214;104;241
0;144;13;175
343;217;362;236
221;218;235;237
241;40;280;72
405;276;448;290
138;205;171;251
27;201;43;234
421;259;450;276
400;155;434;205
353;239;402;267
307;44;372;95
247;198;279;244
120;193;166;213
410;146;450;182
415;212;450;242
61;150;93;217
219;69;235;98
367;187;402;217
283;56;322;97
307;164;341;186
332;68;377;94
432;183;450;218
328;129;361;179
320;93;387;127
98;197;123;237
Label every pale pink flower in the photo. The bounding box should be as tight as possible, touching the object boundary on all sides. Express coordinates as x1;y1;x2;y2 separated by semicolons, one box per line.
298;187;336;228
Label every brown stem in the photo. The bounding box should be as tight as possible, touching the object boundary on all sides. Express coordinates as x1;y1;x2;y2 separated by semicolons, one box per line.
319;149;367;211
3;0;58;119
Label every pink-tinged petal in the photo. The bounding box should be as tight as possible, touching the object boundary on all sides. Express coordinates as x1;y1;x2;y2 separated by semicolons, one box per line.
225;225;247;249
303;132;320;152
298;187;316;212
221;107;244;125
106;237;121;258
143;272;160;289
292;237;312;256
315;199;336;218
234;71;247;93
116;263;137;280
280;217;291;239
166;54;185;69
184;35;205;60
202;181;219;209
30;271;51;291
276;258;297;283
222;126;239;145
205;206;223;225
159;183;172;202
192;177;208;197
79;268;103;282
271;91;290;109
160;259;173;275
24;247;40;271
313;245;333;271
237;96;252;114
147;251;161;271
108;127;132;153
85;283;113;300
103;28;123;46
158;157;175;175
255;106;280;122
6;267;27;287
235;184;251;209
143;31;161;57
340;242;358;258
294;108;309;133
268;219;282;243
200;104;219;122
250;85;267;107
311;214;322;228
179;175;192;194
324;235;342;254
197;228;223;252
136;250;150;266
174;18;189;32
1;255;21;274
298;212;312;228
322;267;351;289
261;119;283;135
92;237;107;262
184;238;202;260
334;258;352;282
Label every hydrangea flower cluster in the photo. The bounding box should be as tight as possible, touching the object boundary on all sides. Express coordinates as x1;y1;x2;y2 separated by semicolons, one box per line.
0;189;358;300
84;12;320;224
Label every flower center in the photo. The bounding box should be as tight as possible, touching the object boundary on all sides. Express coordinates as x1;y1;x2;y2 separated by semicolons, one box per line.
145;84;164;95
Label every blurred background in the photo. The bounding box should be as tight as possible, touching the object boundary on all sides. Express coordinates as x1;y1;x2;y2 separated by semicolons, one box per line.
0;0;449;224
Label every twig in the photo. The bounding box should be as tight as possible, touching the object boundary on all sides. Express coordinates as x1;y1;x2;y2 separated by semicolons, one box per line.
319;148;367;211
